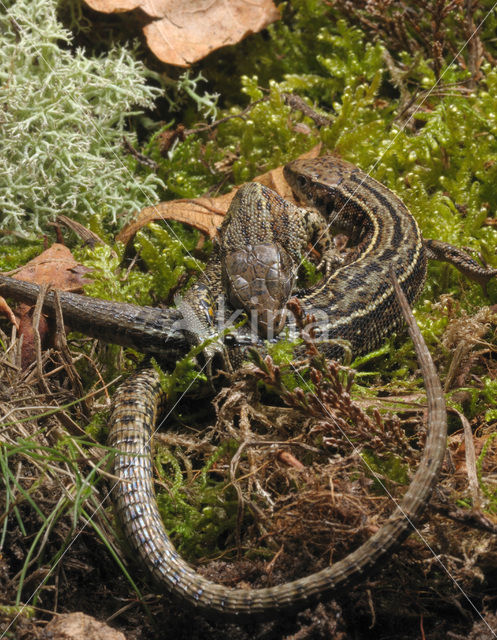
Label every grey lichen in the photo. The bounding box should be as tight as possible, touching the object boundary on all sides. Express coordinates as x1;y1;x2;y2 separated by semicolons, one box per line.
0;0;165;237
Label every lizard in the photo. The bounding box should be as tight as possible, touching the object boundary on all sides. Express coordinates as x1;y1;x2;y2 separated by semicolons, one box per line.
1;155;495;620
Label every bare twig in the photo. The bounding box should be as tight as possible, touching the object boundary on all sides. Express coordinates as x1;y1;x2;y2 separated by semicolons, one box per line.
32;284;51;394
123;136;158;171
55;215;105;248
430;503;497;533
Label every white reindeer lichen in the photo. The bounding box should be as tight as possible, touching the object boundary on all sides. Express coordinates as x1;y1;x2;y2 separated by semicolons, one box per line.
0;0;165;236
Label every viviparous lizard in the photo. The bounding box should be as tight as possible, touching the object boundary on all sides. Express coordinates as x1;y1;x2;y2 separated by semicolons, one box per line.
3;155;494;620
106;156;448;620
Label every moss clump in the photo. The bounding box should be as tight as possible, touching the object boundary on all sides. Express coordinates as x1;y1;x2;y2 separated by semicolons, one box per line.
477;433;497;512
155;440;241;560
74;220;202;306
361;450;410;491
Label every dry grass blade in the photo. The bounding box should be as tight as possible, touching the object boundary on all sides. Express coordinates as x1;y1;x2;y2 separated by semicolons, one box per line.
453;409;482;509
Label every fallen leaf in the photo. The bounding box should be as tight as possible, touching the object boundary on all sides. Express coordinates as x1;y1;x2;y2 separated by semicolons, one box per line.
276;449;305;471
117;144;322;244
85;0;146;11
117;195;228;244
448;431;490;475
17;302;51;370
83;0;280;66
5;243;93;291
2;244;93;367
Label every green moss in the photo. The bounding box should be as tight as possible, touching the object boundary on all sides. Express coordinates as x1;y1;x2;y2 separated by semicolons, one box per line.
84;411;108;442
0;605;35;620
263;334;306;391
0;239;45;272
134;222;203;301
145;132;226;200
146;3;497;337
155;440;242;560
361;449;410;491
219;77;319;181
74;220;203;306
76;244;153;306
151;348;206;399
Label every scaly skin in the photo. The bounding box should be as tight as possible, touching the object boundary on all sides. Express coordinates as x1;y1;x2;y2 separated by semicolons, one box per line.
0;163;493;358
9;155;494;619
0;277;189;365
107;157;448;620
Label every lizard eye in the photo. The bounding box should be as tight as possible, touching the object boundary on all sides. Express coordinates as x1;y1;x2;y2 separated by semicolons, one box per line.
297;175;307;188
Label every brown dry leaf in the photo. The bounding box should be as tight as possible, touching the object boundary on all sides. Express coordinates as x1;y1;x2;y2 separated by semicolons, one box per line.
117;144;322;244
117;195;229;244
276;449;306;471
17;301;52;370
5;243;92;291
85;0;146;10
448;431;489;475
83;0;280;66
1;244;93;367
